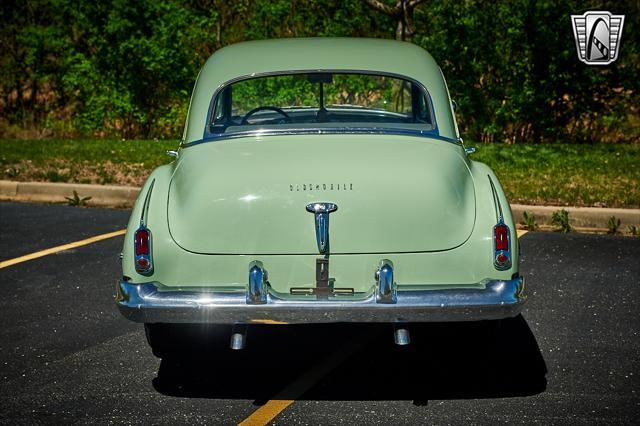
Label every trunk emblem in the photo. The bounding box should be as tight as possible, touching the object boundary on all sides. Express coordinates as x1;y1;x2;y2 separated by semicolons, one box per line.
305;202;338;255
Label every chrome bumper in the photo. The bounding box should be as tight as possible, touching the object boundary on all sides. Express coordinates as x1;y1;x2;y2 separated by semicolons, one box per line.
116;277;525;324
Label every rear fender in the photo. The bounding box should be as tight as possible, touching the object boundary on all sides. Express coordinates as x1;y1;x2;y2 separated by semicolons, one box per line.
122;164;174;282
468;160;519;275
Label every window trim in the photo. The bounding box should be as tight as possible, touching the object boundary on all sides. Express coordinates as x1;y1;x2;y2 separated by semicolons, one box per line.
200;69;442;143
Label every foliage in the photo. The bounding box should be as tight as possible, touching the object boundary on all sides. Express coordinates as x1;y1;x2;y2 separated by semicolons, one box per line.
551;209;573;233
607;216;621;234
1;0;638;141
2;140;638;208
415;0;639;144
230;73;413;115
65;190;91;206
1;0;219;138
521;211;538;231
627;225;638;237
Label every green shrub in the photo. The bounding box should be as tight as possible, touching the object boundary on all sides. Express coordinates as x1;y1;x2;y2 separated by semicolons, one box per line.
521;211;537;231
65;190;92;207
551;209;572;233
607;216;621;235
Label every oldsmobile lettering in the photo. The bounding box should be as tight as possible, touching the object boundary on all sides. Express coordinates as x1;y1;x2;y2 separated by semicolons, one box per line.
290;183;354;192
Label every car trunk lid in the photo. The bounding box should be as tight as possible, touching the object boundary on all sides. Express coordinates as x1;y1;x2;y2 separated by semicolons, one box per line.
167;134;475;255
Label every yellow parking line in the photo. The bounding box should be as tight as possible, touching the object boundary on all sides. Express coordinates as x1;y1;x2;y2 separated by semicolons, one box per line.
249;319;289;325
238;331;373;426
0;229;126;269
517;230;528;238
238;400;295;426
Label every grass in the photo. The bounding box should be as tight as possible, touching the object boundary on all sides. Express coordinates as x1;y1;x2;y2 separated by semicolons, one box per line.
472;143;639;208
0;139;177;187
0;139;638;208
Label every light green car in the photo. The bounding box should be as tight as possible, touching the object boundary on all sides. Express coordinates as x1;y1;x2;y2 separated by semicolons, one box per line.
116;38;525;355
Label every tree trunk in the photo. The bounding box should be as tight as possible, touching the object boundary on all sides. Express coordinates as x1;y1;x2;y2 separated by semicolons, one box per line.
363;0;425;41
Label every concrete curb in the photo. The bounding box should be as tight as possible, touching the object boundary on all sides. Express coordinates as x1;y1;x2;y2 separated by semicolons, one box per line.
511;204;639;231
0;180;139;208
1;180;639;231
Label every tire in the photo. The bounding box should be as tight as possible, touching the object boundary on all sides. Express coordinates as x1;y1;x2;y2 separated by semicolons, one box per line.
144;323;174;359
144;323;232;359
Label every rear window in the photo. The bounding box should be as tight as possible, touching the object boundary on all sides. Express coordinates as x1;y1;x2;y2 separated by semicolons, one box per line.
207;72;434;137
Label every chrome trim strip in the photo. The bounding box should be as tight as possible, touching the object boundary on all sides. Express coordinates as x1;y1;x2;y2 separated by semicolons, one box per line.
247;261;268;305
116;276;525;324
183;129;461;148
375;259;397;304
140;179;155;227
487;175;503;222
202;69;439;140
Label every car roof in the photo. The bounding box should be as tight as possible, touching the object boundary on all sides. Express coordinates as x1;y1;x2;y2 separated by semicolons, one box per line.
183;38;457;143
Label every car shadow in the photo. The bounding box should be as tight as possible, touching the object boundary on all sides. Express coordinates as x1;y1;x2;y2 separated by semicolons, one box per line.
152;314;546;405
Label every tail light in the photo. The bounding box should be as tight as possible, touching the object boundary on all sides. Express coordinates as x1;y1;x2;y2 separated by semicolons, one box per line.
134;226;153;275
493;220;511;270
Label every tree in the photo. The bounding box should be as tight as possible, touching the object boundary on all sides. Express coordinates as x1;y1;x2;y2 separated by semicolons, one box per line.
362;0;426;41
1;0;637;142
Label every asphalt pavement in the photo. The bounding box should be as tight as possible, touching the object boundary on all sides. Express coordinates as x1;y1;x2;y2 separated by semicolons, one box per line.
0;201;638;424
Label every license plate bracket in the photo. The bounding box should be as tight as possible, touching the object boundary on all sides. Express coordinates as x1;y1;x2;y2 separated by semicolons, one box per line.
288;258;353;297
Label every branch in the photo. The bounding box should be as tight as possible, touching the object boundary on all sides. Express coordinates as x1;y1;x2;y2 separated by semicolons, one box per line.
408;0;426;8
363;0;400;16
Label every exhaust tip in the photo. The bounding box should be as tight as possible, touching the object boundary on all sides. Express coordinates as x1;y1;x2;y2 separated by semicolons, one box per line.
230;332;245;350
230;324;248;350
394;327;410;346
